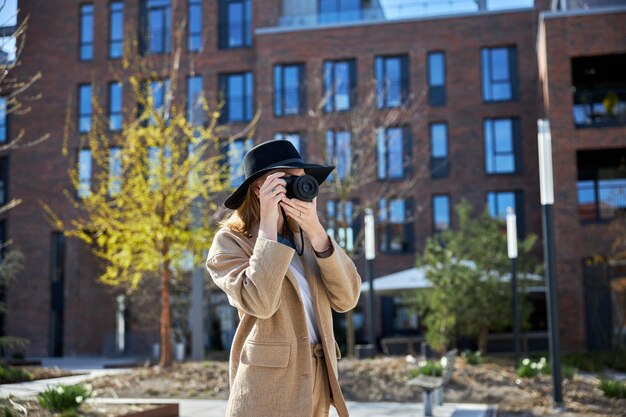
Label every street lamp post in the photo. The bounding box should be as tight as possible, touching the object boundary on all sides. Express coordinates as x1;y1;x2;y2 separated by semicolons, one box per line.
364;208;376;348
538;119;563;408
506;207;520;369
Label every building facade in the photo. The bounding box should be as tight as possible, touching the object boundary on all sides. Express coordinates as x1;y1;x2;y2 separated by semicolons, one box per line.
2;0;624;356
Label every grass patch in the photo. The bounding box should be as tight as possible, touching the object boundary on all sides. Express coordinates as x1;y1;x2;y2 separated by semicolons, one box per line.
599;379;626;399
37;383;94;413
0;365;33;384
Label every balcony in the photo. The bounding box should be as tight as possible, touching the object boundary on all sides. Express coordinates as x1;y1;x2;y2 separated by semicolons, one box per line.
573;87;626;128
277;0;534;29
577;149;626;223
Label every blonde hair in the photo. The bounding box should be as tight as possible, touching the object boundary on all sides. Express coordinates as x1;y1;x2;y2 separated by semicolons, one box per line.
219;179;261;239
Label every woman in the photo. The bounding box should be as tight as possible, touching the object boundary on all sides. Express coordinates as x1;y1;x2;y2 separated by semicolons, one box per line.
205;140;361;417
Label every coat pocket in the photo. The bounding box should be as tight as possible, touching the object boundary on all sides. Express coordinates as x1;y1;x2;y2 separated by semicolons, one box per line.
241;340;291;368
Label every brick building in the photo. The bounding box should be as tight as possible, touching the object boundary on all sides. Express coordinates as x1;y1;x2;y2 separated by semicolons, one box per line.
2;0;624;356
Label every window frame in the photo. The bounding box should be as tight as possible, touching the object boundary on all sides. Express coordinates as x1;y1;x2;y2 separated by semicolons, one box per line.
377;197;414;254
0;96;8;143
218;72;254;123
77;148;92;200
377;125;411;181
481;45;519;102
427;51;446;106
188;0;202;52
323;58;357;113
486;190;525;238
375;54;410;109
483;117;522;175
187;75;203;125
325;198;360;253
108;81;123;132
79;3;94;62
274;63;306;117
218;0;252;50
325;129;352;182
274;132;305;159
108;1;124;59
432;194;451;233
139;0;172;55
78;84;92;134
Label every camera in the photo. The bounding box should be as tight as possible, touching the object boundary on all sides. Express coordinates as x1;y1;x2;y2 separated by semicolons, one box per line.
284;174;319;202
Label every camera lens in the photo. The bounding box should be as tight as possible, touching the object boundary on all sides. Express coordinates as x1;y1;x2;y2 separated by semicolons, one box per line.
286;174;319;201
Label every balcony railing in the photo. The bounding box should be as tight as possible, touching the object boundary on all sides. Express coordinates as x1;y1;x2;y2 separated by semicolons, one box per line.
278;0;534;28
573;87;626;128
577;179;626;223
555;0;626;11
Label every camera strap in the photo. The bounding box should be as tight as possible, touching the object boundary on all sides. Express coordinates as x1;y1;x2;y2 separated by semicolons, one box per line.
280;205;305;257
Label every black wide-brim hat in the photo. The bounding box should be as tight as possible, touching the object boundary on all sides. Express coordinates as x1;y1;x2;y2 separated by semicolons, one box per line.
224;140;335;210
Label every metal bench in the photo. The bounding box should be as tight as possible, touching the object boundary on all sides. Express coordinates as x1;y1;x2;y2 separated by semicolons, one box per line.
407;348;457;417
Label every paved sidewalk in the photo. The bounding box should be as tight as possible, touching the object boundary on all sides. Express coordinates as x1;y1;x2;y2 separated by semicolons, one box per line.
89;398;494;417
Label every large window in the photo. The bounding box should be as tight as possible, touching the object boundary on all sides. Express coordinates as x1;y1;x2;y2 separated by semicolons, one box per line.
219;0;252;49
79;4;94;61
140;0;171;54
0;97;7;143
484;118;521;174
482;46;518;102
149;79;170;125
109;82;123;131
78;84;92;134
187;75;203;125
227;138;253;187
188;0;202;52
274;132;303;157
487;190;524;237
219;72;253;123
78;149;92;199
430;123;448;178
428;51;446;106
108;147;122;196
377;126;410;180
326;199;359;252
375;55;409;109
432;194;450;232
324;59;356;112
319;0;362;24
325;130;351;182
0;157;7;206
378;198;413;253
109;2;124;59
274;64;306;117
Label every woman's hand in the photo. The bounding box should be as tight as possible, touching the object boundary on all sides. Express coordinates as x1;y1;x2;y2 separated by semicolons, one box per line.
279;196;330;252
258;172;286;239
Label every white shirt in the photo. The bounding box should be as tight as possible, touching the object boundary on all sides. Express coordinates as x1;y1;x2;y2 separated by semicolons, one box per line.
288;254;321;344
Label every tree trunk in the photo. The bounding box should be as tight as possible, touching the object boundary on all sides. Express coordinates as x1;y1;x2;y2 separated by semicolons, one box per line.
160;261;172;367
477;326;489;354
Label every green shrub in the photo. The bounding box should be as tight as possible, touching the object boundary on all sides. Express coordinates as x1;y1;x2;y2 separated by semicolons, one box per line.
408;360;444;378
599;379;626;399
0;406;18;417
517;357;576;379
0;365;33;383
462;350;484;365
37;383;93;412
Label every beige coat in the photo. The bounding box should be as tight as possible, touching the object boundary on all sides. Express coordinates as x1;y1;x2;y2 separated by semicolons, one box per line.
205;223;362;417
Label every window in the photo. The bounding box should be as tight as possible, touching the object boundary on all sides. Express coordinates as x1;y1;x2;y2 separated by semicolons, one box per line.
188;0;202;52
274;132;303;157
325;130;351;182
109;82;123;131
147;145;172;191
375;55;409;109
109;147;122;196
227;138;253;187
79;4;94;61
323;59;356;112
78;84;92;133
378;198;413;253
377;126;410;180
219;0;252;49
0;97;7;143
187;75;203;125
140;0;171;54
326;199;359;252
274;64;306;117
487;190;524;237
109;2;124;58
0;157;7;206
432;194;450;232
482;46;518;102
430;123;448;178
78;149;92;199
149;79;170;125
484;118;521;174
219;72;253;123
428;51;446;106
319;0;362;24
